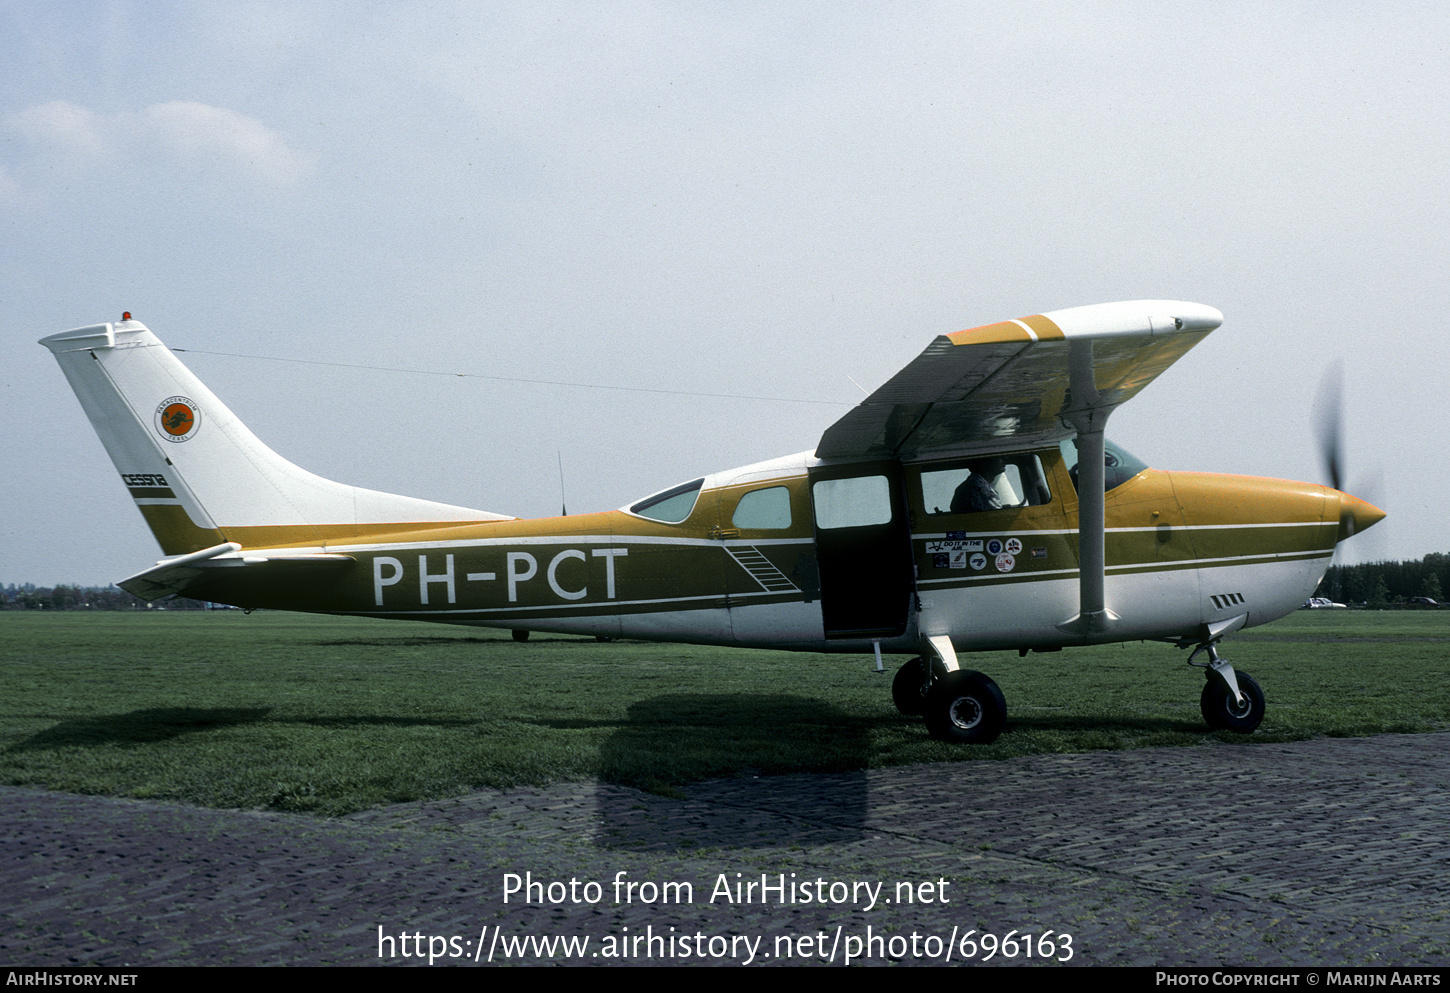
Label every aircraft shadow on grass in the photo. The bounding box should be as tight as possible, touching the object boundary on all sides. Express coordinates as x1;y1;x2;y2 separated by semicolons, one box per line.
9;709;488;753
593;693;872;850
8;707;272;750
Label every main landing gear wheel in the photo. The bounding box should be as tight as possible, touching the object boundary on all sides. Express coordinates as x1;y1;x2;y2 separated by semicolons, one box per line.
925;670;1007;744
1200;670;1265;733
892;656;948;716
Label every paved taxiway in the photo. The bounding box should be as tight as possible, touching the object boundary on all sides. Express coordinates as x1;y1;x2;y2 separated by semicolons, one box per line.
3;733;1446;966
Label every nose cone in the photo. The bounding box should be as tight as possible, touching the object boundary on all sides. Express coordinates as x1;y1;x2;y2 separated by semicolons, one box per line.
1336;491;1385;542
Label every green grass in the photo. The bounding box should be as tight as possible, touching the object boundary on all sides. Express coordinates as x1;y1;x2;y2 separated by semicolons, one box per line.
1;610;1447;816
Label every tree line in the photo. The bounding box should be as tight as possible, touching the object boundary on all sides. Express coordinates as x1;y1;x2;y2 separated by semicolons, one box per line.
0;584;216;611
1316;553;1448;607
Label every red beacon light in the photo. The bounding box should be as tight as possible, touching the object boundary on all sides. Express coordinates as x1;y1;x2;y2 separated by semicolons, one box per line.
121;312;132;321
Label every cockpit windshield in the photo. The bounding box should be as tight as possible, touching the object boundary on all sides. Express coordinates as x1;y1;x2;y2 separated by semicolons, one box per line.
629;478;704;523
1059;438;1149;492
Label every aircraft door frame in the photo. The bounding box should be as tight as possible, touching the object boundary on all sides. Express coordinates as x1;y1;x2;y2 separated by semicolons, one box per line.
808;460;914;639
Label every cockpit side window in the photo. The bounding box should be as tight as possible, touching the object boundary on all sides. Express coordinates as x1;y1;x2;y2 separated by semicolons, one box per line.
630;478;705;523
920;454;1051;516
1058;438;1149;493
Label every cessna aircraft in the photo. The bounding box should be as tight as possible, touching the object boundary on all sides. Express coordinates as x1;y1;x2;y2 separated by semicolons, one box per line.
41;300;1384;744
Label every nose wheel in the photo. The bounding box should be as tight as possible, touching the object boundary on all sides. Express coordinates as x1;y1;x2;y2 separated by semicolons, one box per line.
1201;669;1265;732
1189;640;1266;733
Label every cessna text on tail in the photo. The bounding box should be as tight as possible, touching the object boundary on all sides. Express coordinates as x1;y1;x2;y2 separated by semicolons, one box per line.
41;301;1384;743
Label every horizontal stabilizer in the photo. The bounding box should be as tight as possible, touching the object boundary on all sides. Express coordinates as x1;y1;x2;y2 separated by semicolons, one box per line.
119;542;354;601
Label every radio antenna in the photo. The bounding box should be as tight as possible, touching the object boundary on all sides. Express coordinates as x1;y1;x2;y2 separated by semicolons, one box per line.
557;451;567;517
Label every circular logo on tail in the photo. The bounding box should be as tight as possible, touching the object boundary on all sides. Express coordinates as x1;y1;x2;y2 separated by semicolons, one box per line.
155;396;201;442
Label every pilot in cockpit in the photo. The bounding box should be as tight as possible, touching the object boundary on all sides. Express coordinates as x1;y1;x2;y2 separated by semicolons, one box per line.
950;457;1008;513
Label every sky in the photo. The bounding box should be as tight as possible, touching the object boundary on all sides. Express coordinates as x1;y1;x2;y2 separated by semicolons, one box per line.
3;1;1447;585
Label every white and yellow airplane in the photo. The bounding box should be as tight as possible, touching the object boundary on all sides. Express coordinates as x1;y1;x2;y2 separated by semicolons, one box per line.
41;300;1384;744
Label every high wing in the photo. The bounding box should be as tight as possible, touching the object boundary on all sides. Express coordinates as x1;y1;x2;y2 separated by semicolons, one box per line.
816;300;1223;462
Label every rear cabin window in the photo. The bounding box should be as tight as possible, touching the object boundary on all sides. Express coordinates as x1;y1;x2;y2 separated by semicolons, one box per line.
812;475;893;529
732;486;792;529
921;454;1051;516
630;478;704;523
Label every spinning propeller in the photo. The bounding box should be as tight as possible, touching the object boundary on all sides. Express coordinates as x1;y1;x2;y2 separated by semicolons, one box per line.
1313;362;1385;593
1315;360;1346;494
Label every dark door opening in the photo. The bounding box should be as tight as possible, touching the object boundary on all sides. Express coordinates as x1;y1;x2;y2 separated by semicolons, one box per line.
808;460;914;639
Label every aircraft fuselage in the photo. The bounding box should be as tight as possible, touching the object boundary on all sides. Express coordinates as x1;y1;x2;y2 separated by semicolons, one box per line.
172;446;1375;656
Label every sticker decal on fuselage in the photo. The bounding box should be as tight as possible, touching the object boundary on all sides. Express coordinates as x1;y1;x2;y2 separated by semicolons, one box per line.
925;539;984;553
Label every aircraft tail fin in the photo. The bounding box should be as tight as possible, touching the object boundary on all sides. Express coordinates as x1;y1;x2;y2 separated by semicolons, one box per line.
40;319;510;556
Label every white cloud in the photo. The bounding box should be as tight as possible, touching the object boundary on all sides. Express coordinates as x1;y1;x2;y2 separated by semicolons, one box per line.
6;99;315;187
9;100;109;161
141;101;316;185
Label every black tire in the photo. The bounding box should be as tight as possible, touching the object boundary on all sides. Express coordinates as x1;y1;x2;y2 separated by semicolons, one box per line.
924;670;1007;744
892;656;947;716
512;629;530;642
1200;670;1265;733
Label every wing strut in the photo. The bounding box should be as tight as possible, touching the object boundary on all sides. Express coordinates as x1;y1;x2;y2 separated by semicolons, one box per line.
1058;340;1120;638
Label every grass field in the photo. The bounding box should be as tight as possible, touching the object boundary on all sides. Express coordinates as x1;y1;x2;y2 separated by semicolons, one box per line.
2;609;1447;816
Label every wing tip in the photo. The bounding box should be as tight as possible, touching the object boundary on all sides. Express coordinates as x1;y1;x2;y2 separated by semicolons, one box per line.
1041;300;1223;337
946;301;1221;347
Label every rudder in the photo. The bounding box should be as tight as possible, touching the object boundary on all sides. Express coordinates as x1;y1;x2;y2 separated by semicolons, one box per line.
41;318;508;556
